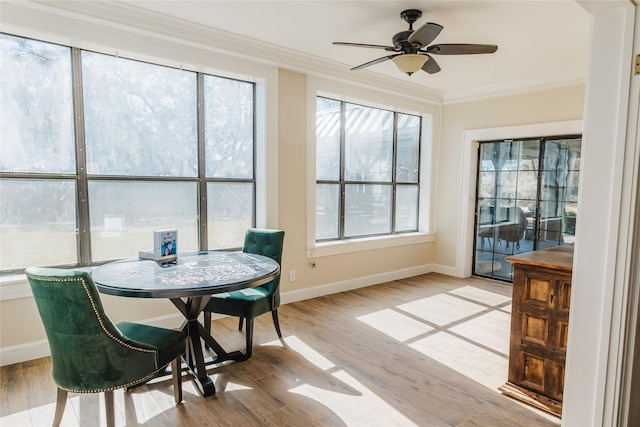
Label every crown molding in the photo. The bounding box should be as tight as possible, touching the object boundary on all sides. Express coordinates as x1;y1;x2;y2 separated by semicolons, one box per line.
442;73;587;104
2;0;443;104
2;1;587;105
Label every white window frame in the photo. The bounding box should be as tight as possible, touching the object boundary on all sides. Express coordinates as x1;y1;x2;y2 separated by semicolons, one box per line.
306;76;439;259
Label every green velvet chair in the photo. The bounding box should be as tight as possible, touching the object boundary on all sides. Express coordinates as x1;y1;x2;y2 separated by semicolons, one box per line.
203;228;285;358
25;267;186;427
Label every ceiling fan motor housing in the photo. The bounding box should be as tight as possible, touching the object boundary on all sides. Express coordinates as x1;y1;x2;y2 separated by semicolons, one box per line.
400;9;422;29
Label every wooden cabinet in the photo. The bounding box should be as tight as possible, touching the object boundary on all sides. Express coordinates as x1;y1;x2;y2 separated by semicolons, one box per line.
499;245;573;417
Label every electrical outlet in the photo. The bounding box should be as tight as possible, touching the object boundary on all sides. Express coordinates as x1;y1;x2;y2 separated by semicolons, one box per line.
289;270;296;282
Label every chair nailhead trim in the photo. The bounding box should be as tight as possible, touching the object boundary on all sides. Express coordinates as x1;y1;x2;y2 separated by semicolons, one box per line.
27;273;164;393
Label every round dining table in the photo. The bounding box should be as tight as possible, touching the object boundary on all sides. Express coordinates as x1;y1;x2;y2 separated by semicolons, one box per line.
91;250;280;397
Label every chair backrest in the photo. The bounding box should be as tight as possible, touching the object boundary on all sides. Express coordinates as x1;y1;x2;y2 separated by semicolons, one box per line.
26;267;158;393
242;228;285;301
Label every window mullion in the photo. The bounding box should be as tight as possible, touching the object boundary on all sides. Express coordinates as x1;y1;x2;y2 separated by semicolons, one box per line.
197;73;207;251
339;101;346;239
391;112;398;234
72;48;91;266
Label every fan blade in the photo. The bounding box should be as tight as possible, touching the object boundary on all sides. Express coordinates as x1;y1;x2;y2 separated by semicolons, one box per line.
333;42;397;51
426;44;498;55
351;54;400;71
407;22;443;47
421;54;441;74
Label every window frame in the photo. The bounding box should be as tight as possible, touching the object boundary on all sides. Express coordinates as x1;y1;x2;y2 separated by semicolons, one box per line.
0;33;261;274
315;97;422;241
306;77;438;259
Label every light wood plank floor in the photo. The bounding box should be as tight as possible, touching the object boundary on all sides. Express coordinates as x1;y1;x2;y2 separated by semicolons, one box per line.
1;273;561;426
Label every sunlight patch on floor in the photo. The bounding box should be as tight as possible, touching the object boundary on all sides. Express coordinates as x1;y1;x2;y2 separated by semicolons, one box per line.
220;381;252;392
280;335;336;371
290;369;417;427
397;293;486;326
450;310;511;354
410;332;507;391
275;334;418;426
449;285;511;306
356;308;434;341
355;286;512;393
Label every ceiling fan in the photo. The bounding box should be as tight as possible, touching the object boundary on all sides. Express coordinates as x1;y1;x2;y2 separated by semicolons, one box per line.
333;9;498;76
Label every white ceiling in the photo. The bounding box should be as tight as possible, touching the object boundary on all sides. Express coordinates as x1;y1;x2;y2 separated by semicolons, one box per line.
112;0;591;100
15;1;591;101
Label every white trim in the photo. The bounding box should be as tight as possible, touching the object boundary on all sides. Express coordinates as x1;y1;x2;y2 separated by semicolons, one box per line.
443;76;587;105
564;1;637;425
615;7;640;426
455;120;584;278
310;233;435;258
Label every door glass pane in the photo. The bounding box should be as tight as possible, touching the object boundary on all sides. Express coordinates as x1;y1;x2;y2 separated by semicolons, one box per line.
474;137;581;282
0;34;75;174
82;52;197;177
395;184;418;231
316;98;341;181
88;181;198;261
0;179;78;270
344;184;391;237
204;76;254;179
316;183;340;240
344;104;393;182
207;182;254;249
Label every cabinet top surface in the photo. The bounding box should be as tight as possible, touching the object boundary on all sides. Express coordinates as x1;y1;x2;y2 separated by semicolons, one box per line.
505;245;574;272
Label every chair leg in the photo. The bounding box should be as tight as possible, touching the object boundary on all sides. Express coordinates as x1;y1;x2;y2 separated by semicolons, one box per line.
104;390;115;427
245;318;254;358
171;357;183;404
52;387;67;427
238;317;244;331
272;309;283;338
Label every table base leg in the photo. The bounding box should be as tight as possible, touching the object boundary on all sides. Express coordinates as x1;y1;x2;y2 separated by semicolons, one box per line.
184;319;217;397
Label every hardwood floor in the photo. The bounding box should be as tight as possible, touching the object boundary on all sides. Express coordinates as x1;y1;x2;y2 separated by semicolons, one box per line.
1;273;560;426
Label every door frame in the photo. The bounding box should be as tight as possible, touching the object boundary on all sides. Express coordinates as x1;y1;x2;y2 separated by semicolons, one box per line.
455;120;583;278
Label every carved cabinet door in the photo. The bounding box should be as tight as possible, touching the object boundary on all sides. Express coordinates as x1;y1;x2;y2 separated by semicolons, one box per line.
509;266;571;403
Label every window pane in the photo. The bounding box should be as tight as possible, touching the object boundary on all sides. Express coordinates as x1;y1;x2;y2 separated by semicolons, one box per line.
207;182;253;249
204;76;254;179
345;184;391;237
396;114;420;183
0;179;77;270
344;104;393;182
88;181;198;261
0;34;75;173
395;185;418;231
82;52;197;177
316;183;340;239
316;97;341;180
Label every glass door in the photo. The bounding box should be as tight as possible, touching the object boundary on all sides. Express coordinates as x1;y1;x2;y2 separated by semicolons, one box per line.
473;136;581;282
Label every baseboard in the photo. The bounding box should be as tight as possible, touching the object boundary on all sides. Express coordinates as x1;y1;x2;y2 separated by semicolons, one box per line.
1;263;453;366
281;263;451;304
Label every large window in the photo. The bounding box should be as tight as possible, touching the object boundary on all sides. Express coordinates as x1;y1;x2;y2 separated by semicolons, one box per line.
316;97;421;241
0;33;257;273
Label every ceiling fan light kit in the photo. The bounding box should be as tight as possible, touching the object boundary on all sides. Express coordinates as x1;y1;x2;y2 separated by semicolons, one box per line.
392;54;428;76
333;9;498;76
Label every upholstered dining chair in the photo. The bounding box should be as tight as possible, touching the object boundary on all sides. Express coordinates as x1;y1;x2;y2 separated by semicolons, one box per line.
25;267;186;427
203;228;285;358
